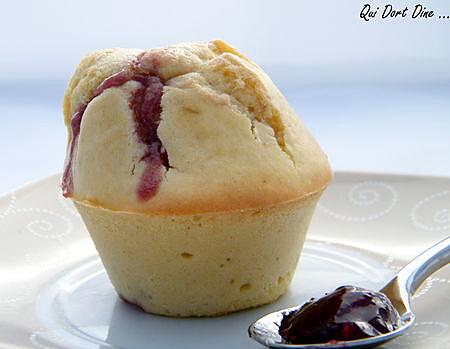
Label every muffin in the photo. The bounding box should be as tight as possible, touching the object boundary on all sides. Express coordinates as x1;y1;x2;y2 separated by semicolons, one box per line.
62;40;332;317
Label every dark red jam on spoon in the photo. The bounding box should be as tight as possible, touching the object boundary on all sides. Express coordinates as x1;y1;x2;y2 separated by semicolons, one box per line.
278;285;401;344
62;54;169;201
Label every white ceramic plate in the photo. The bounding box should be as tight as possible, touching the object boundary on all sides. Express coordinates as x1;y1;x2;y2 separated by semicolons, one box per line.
0;172;448;349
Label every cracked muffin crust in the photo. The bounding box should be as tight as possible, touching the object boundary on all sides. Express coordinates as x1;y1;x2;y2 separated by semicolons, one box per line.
63;40;331;215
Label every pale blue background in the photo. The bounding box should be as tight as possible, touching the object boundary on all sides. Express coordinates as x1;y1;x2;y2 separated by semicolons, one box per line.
1;0;449;194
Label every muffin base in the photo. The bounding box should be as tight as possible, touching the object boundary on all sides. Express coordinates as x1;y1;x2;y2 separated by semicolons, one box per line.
74;193;321;317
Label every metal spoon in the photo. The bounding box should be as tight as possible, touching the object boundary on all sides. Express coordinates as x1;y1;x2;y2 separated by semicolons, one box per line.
249;237;450;349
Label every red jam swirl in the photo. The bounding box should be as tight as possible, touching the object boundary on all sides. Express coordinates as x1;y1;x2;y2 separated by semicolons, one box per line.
278;285;401;344
61;56;169;201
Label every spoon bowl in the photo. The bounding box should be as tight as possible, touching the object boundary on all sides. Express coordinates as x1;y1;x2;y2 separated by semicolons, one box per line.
249;306;414;349
249;237;449;348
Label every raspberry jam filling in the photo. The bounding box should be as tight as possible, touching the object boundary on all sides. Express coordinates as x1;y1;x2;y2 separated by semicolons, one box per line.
278;285;401;344
62;57;169;201
61;106;84;198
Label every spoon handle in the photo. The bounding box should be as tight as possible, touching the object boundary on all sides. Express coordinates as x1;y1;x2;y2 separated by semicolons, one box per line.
384;237;450;296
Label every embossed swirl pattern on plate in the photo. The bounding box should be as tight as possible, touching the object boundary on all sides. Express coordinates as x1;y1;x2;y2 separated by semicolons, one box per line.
318;181;398;222
411;191;450;233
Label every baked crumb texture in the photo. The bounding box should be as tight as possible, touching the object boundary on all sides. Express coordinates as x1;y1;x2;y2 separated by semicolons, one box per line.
63;40;332;215
75;193;320;317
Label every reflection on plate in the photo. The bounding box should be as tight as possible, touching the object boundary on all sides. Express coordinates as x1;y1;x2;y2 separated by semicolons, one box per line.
0;172;448;349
